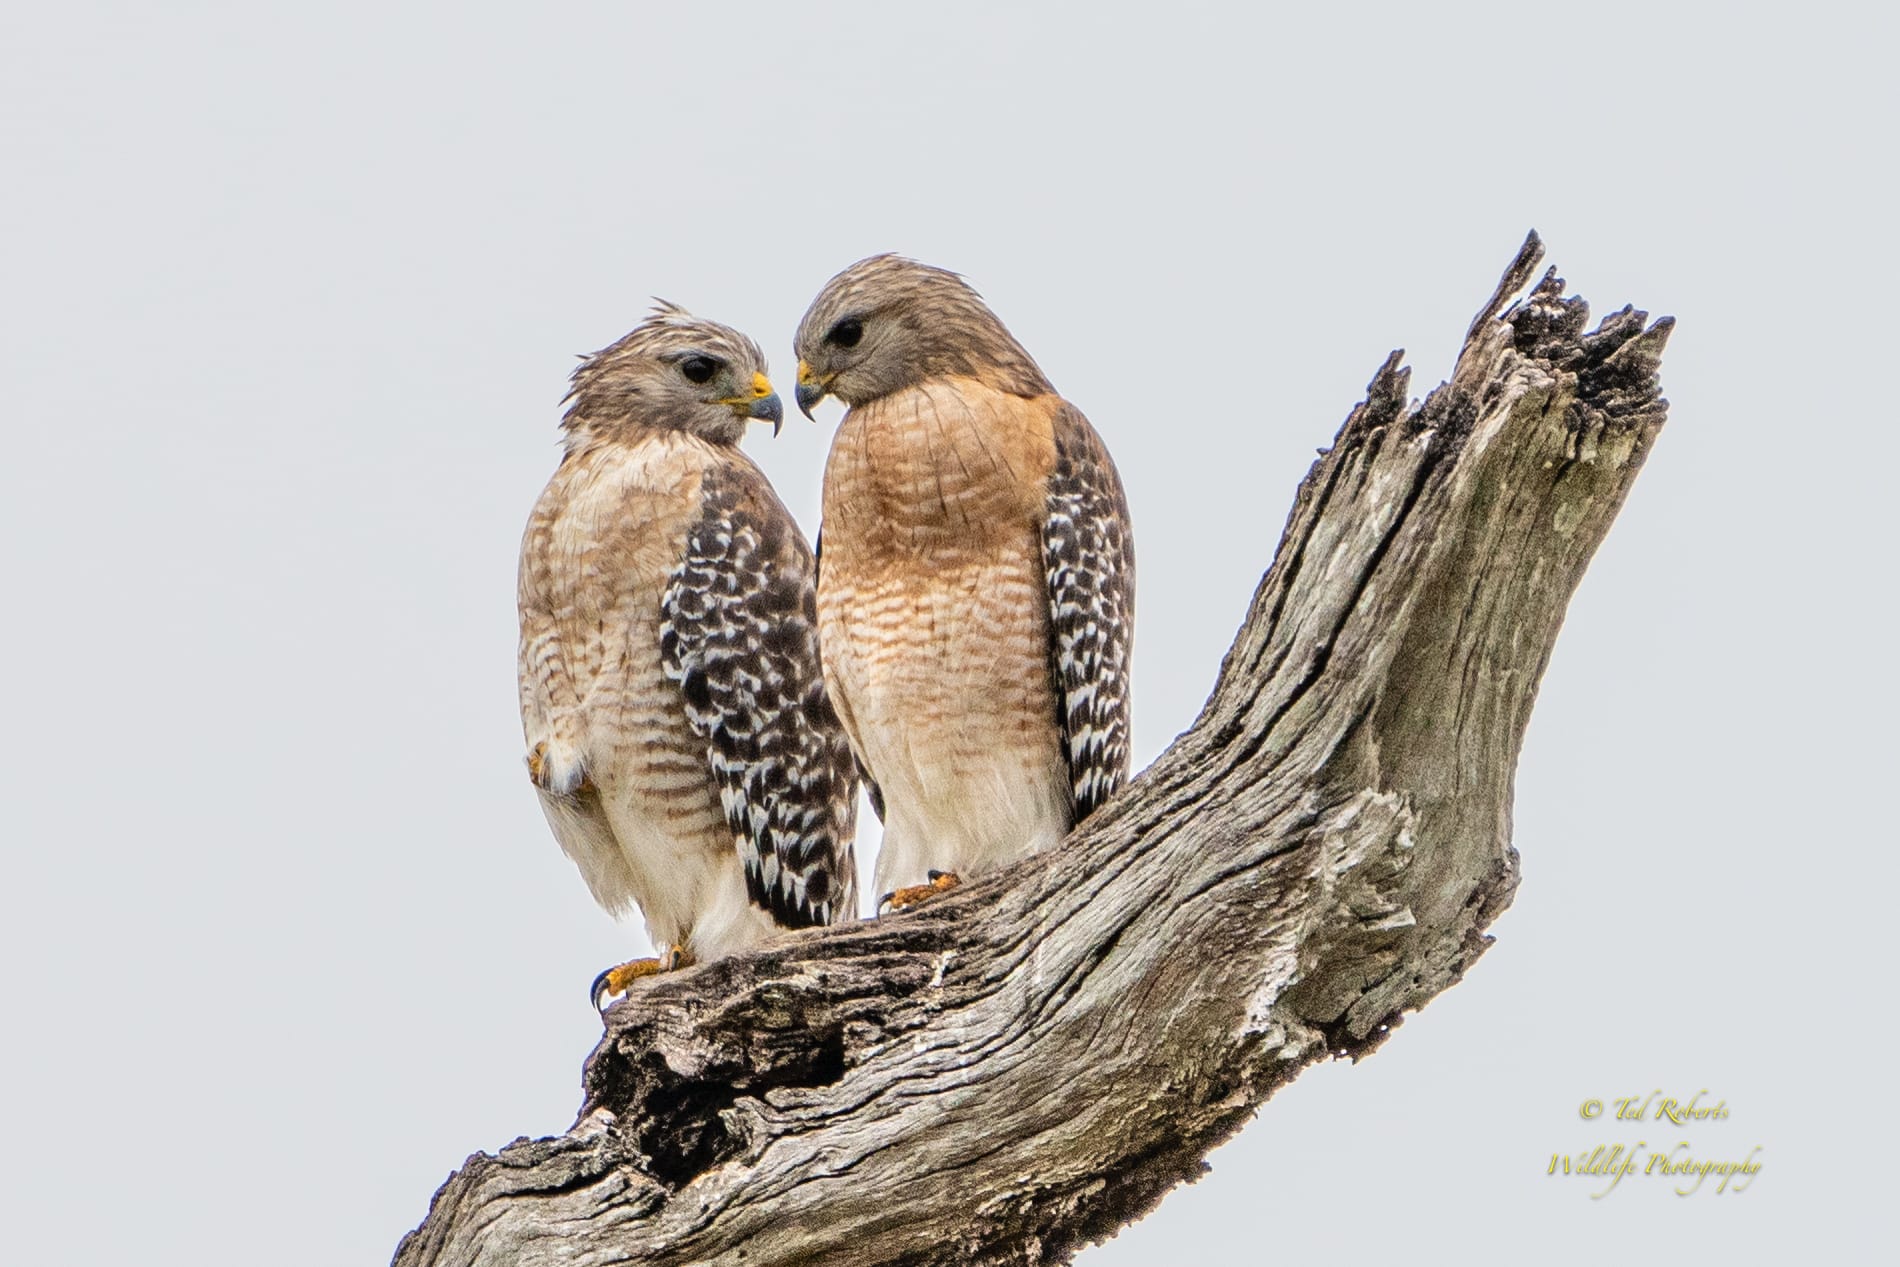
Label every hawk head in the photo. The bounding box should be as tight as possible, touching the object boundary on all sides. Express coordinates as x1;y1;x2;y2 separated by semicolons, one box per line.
793;255;1052;418
564;303;783;445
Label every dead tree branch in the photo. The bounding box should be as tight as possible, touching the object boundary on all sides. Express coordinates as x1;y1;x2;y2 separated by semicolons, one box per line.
395;234;1671;1267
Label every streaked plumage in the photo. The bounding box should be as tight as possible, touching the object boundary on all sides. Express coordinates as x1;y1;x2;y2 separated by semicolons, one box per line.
793;257;1134;901
517;305;857;990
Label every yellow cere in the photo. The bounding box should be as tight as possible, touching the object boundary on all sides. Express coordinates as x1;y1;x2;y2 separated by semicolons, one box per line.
751;372;774;398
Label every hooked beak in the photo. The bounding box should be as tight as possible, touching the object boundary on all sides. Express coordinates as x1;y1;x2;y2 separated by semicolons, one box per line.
795;359;833;421
751;392;785;437
725;371;784;436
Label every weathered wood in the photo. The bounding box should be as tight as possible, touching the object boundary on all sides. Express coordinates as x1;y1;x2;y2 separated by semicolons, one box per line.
395;234;1671;1267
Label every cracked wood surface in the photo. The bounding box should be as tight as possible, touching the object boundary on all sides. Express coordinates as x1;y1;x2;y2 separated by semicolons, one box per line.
395;234;1671;1267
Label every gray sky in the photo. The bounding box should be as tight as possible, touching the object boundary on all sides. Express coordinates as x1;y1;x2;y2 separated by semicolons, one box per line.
3;3;1893;1263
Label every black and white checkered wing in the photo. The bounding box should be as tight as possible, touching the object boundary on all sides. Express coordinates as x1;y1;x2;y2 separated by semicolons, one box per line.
661;464;859;927
1042;403;1136;821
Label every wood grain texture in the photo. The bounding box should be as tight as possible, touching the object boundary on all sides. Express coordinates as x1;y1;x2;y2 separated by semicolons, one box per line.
401;235;1671;1267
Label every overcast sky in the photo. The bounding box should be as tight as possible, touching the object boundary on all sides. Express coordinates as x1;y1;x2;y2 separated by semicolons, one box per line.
3;3;1893;1263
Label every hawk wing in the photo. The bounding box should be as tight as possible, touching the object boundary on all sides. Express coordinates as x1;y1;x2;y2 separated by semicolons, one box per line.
1041;402;1135;821
662;462;859;927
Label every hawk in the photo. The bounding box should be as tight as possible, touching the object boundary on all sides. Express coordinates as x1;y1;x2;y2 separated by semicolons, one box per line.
518;304;859;1008
792;256;1134;909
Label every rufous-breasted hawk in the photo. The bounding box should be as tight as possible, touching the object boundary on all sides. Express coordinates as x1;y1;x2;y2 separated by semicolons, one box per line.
793;257;1134;909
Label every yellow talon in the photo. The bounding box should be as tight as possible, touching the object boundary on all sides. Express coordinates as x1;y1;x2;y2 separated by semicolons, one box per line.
879;870;961;914
590;945;689;1012
527;741;592;793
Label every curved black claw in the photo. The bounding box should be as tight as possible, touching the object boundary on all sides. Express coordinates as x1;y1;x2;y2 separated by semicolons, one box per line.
589;968;615;1014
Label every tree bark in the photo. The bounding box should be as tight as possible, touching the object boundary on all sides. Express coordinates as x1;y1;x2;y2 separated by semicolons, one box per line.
394;234;1671;1267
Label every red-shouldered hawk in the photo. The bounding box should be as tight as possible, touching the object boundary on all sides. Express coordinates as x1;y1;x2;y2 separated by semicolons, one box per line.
792;257;1134;909
518;304;858;1008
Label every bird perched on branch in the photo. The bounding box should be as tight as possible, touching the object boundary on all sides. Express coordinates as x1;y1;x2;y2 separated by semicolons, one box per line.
517;305;859;1009
793;256;1134;910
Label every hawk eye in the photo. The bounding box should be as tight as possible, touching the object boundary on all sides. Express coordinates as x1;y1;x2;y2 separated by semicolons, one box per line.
827;318;863;349
680;356;719;385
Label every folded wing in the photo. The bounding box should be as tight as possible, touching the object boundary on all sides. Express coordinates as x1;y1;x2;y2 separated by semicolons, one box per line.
662;463;860;925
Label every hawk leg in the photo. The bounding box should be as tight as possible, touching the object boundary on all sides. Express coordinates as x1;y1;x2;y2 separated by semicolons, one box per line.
590;944;689;1012
527;740;593;794
879;870;961;914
